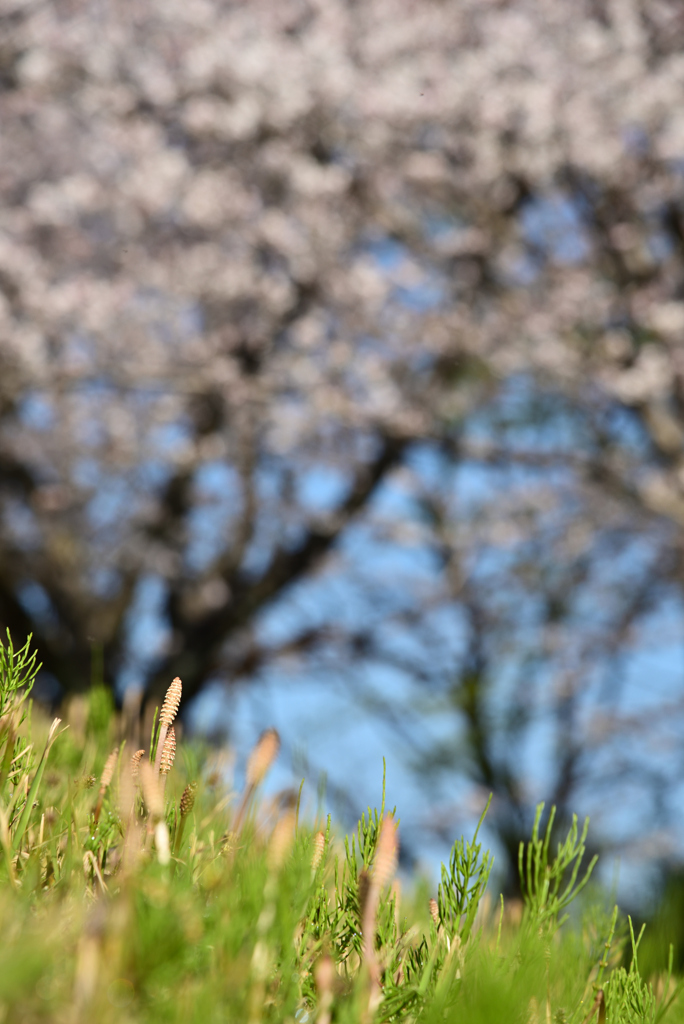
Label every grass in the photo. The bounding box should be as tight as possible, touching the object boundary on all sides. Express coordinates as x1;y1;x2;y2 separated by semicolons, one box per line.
0;629;681;1023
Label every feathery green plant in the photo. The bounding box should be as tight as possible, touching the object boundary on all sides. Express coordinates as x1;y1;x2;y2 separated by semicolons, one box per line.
519;802;599;931
0;628;41;717
437;792;493;944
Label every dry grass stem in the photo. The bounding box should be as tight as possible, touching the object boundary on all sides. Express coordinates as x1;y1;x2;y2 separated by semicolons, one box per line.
358;869;371;926
118;760;143;872
314;955;335;1024
93;747;119;826
580;990;606;1024
139;761;164;822
83;850;107;893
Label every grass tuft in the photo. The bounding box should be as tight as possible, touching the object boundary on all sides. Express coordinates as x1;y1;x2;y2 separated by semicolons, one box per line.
0;632;680;1023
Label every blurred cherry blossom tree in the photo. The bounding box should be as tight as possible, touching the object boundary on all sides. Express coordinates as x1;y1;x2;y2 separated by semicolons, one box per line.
3;0;684;869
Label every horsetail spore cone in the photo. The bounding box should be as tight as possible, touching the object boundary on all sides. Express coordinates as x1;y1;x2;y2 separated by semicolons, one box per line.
311;830;325;870
180;782;197;817
154;677;182;771
362;815;398;1012
160;677;182;727
159;726;176;797
234;727;281;833
159;726;176;775
173;781;197;858
371;814;398;891
246;727;280;788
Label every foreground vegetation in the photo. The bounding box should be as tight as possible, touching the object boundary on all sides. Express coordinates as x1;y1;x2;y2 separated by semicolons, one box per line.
0;632;681;1023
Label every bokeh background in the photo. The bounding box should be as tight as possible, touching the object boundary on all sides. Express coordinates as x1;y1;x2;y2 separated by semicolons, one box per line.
3;0;684;903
